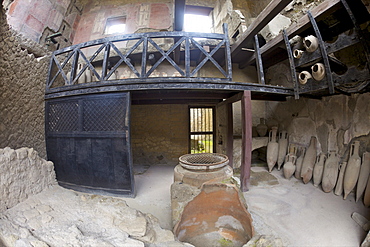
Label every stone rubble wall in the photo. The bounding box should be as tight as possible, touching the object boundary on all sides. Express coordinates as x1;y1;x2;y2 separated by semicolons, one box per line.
0;5;49;158
0;147;57;213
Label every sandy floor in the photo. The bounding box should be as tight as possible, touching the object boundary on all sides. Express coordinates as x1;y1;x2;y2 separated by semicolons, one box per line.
127;164;369;246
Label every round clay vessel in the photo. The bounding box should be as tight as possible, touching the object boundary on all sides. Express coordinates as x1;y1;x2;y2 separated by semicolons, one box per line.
356;152;370;202
295;147;305;179
313;153;326;187
277;130;289;171
303;35;319;52
293;49;304;59
322;151;339;193
256;118;268;137
343;141;362;200
266;127;279;173
301;136;317;184
311;63;325;81
298;71;312;85
334;161;347;196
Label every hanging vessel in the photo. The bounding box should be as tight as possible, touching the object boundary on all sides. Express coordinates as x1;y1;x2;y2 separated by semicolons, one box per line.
356;152;370;202
256;118;268;137
266;126;279;173
343;141;362;200
334;161;347;196
311;63;325;81
303;35;319;52
364;174;370;207
313;153;326;187
301;136;317;184
298;71;312;85
295;147;305;180
277;130;289;171
322;151;339;193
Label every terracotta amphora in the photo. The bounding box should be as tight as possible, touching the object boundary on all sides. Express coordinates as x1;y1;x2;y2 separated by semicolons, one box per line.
356;152;370;202
267;127;279;173
277;130;289;171
343;141;362;200
295;147;305;180
283;144;297;179
334;161;347;196
301;136;317;184
256;118;268;137
364;174;370;207
313;153;326;187
322;151;339;193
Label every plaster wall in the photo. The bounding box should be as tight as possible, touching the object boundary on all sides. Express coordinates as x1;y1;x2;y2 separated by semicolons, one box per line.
0;7;49;158
131;104;189;166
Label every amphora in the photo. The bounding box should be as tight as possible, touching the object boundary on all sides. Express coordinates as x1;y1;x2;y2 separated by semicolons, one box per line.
301;136;317;184
343;141;361;200
334;161;347;196
313;153;326;187
277;130;289;171
266;127;279;173
322;151;339;193
356;152;370;202
295;147;305;179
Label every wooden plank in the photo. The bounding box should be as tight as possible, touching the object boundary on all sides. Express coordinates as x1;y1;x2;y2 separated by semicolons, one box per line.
231;0;293;60
240;91;252;192
239;0;342;68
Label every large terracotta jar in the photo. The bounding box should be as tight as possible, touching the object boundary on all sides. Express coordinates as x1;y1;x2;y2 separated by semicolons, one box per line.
295;147;305;179
356;152;370;202
334;161;347;196
321;151;339;193
256;118;268;137
301;136;317;184
343;141;362;200
277;130;289;171
313;153;326;187
266;127;279;173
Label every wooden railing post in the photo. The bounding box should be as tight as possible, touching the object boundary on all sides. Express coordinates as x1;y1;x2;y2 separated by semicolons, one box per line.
240;90;252;192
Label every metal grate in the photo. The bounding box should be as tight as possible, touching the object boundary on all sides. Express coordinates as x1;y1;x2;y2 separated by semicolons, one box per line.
48;101;79;132
83;98;126;131
179;153;229;170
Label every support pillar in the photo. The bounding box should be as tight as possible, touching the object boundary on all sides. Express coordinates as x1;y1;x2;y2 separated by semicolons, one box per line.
240;91;252;192
226;103;234;167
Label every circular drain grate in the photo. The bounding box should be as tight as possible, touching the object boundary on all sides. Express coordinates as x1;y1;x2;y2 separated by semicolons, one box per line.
179;153;229;170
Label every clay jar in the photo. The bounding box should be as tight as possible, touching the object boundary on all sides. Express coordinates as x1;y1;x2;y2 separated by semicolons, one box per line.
343;141;362;200
295;147;305;180
283;145;297;180
321;151;339;193
277;130;289;171
303;35;319;52
266;127;279;173
311;63;325;81
298;71;312;85
313;153;326;187
356;152;370;202
256;118;268;137
334;161;347;196
293;49;304;59
301;136;317;184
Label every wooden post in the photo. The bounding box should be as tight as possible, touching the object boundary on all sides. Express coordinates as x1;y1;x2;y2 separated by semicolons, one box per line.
226;103;234;167
240;91;252;192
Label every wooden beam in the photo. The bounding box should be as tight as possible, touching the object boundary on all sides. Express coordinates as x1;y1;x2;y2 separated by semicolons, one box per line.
174;0;185;31
239;0;342;68
226;103;234;168
231;0;293;62
240;91;252;192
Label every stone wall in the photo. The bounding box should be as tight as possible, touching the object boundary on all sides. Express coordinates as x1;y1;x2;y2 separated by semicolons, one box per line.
131;104;189;166
0;6;49;158
0;147;57;213
265;92;370;161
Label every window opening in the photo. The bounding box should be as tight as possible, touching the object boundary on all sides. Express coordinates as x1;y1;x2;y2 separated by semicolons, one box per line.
189;107;215;153
105;16;126;35
184;6;213;33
